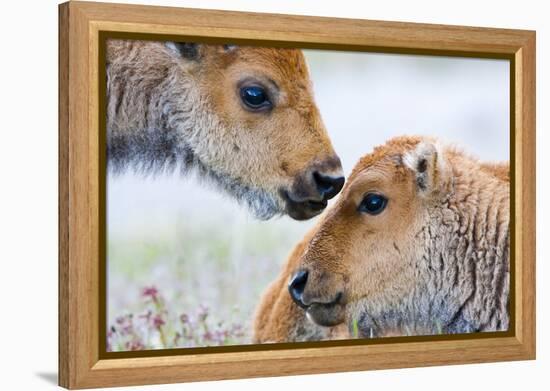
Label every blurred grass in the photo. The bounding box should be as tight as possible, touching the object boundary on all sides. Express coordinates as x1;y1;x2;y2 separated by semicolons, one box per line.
107;201;314;349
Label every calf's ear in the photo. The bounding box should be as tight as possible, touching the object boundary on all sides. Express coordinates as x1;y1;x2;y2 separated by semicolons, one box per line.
165;42;240;65
404;141;452;197
222;44;239;52
165;42;201;61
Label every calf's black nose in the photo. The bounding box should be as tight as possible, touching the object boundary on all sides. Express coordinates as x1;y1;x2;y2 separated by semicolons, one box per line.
313;172;345;200
288;270;309;308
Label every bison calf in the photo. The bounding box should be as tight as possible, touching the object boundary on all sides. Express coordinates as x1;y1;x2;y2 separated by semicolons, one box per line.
106;40;344;220
254;135;509;342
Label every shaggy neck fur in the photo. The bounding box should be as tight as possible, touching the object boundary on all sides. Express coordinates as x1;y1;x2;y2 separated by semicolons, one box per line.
355;153;510;337
106;42;279;219
107;47;198;173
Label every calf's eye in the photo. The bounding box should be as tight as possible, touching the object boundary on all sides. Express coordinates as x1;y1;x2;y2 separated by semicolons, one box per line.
358;193;388;215
240;85;271;110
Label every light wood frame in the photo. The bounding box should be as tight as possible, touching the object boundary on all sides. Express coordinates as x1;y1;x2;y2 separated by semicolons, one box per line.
59;1;536;389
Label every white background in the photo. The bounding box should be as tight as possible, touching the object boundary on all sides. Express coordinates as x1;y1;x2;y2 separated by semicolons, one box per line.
0;0;546;389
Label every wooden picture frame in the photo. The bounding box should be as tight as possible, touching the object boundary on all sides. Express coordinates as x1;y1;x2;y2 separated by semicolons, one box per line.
59;1;536;388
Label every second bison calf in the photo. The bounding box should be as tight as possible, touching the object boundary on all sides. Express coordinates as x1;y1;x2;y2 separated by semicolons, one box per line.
254;135;510;342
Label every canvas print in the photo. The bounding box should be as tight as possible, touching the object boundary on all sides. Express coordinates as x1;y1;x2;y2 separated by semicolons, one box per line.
105;39;509;351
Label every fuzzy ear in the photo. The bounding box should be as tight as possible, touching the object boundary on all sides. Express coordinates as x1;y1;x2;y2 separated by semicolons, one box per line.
222;44;239;52
165;42;201;60
403;141;451;197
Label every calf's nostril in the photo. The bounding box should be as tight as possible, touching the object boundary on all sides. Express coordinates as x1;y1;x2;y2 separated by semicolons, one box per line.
313;172;345;200
288;270;309;308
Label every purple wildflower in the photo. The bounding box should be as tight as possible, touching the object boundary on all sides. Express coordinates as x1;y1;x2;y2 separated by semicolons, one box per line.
153;314;165;329
142;286;159;302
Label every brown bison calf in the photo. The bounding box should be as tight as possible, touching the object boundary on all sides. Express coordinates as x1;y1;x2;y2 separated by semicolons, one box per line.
254;136;509;342
107;40;344;220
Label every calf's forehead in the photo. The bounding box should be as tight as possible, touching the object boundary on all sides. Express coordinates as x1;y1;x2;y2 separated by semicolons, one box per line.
348;137;422;182
345;154;411;196
235;47;310;84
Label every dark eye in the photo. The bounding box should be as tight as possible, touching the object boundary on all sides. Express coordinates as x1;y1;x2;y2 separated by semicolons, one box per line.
240;86;271;110
358;193;388;215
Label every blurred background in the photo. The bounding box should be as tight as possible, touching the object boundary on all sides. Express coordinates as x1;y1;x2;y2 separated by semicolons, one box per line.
107;49;509;351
